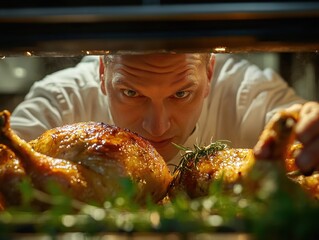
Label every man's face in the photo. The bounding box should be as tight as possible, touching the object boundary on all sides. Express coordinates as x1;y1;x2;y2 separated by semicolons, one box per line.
101;53;213;162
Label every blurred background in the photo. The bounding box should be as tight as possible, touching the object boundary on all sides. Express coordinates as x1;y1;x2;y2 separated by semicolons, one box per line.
0;57;82;112
0;53;318;112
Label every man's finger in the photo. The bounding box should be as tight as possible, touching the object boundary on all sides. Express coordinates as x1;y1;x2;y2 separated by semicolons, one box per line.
296;102;319;145
295;136;319;176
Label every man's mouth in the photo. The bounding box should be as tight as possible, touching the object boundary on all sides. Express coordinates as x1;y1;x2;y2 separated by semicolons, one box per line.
147;138;174;149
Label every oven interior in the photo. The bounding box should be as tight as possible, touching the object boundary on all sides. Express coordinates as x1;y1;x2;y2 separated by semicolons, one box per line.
0;2;319;238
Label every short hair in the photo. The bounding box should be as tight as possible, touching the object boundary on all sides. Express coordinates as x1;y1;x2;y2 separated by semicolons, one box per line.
103;53;212;67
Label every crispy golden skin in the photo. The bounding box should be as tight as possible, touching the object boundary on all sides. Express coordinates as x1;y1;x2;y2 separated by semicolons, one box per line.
0;144;26;206
0;110;172;208
285;143;319;199
170;148;255;198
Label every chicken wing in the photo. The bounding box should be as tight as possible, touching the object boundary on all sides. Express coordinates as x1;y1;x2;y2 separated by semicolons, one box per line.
253;109;319;199
254;110;299;161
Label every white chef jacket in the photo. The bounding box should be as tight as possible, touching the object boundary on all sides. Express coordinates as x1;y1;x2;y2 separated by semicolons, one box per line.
10;55;305;167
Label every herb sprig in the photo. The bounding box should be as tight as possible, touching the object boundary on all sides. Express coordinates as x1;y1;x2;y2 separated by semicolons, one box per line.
171;140;230;175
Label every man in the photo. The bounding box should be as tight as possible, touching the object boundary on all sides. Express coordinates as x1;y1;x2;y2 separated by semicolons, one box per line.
10;53;319;174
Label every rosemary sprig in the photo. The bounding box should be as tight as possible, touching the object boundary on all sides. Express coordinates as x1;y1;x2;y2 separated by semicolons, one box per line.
171;140;230;175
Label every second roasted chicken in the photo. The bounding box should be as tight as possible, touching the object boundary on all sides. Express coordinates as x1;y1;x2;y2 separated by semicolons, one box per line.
169;142;255;198
170;109;319;199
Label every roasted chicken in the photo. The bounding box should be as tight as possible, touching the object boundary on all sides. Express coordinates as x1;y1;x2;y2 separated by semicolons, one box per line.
0;110;172;208
2;105;318;208
169;143;255;198
169;110;300;199
170;109;319;199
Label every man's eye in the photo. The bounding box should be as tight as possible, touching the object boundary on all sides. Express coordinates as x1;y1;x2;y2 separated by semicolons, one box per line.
173;91;190;99
123;89;139;97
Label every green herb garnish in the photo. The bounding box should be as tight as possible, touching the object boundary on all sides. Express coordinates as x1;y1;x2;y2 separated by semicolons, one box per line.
171;140;230;175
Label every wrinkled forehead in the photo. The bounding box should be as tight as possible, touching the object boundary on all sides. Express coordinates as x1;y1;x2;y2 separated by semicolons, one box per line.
104;53;208;69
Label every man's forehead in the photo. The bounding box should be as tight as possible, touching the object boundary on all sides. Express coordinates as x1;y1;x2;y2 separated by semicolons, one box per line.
108;54;204;76
106;54;207;77
109;53;204;64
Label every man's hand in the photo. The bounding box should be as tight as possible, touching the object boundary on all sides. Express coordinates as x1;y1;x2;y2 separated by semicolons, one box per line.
253;102;319;176
295;102;319;175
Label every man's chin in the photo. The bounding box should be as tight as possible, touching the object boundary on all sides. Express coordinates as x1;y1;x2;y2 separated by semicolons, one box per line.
156;147;179;163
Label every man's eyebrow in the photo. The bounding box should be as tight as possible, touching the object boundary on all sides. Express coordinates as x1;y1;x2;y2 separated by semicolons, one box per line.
112;75;131;87
174;78;199;90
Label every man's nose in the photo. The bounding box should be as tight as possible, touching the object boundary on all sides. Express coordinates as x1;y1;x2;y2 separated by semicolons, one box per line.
142;101;171;137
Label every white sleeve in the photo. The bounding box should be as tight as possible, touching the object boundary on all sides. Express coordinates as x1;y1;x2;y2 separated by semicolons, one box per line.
10;57;103;141
236;63;306;147
205;57;305;149
10;81;69;141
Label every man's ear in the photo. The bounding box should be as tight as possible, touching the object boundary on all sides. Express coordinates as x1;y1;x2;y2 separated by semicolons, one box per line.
204;54;215;97
99;56;107;95
207;54;215;82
